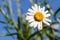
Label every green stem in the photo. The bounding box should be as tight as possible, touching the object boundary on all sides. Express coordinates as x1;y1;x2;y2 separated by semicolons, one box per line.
27;31;41;40
15;26;24;40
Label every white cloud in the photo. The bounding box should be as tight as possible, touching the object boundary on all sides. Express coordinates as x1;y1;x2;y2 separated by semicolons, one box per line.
51;24;60;30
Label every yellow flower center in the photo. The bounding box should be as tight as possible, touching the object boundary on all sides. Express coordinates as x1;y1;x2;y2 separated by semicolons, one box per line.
34;12;44;22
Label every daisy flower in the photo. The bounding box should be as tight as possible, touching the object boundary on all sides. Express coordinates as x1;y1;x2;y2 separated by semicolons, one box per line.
25;4;51;30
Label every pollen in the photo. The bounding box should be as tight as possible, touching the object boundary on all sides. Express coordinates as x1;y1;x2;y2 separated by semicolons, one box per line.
34;12;44;22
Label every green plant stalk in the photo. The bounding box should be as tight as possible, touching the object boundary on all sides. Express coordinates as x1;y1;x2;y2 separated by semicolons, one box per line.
15;24;24;40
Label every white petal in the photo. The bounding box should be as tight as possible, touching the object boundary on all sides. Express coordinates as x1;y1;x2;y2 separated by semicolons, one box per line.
27;12;34;15
34;4;38;11
29;22;34;27
43;20;50;25
28;8;35;13
26;16;33;20
45;14;50;17
39;6;41;11
34;4;38;8
28;18;34;22
38;22;42;30
45;10;48;14
29;21;37;27
45;18;51;22
32;6;37;11
43;7;45;11
41;7;45;12
33;21;38;28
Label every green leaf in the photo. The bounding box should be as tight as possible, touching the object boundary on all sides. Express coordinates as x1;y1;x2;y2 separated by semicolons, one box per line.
54;8;60;17
27;31;41;40
53;29;60;34
30;0;34;5
3;0;11;16
0;33;17;36
0;7;8;20
46;27;56;40
0;20;7;24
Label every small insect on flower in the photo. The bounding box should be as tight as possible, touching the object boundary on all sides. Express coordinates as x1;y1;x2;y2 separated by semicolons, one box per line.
25;4;51;30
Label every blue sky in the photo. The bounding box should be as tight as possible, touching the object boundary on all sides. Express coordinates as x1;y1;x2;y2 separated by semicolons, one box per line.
0;0;60;40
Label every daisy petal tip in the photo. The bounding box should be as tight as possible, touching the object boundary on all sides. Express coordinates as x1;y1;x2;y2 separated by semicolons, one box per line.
34;4;37;6
38;27;42;31
43;7;45;10
45;10;49;13
38;25;42;30
29;23;33;27
47;22;51;25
